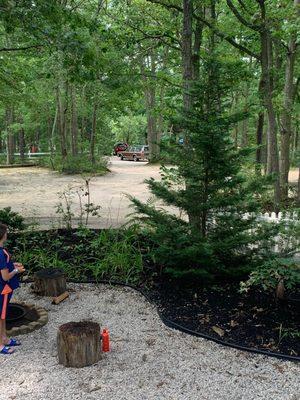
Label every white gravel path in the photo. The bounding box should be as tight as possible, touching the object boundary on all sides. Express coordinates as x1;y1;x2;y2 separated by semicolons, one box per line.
1;284;299;400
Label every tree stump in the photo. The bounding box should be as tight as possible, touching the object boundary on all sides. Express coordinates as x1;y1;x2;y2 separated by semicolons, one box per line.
57;321;102;368
33;269;66;297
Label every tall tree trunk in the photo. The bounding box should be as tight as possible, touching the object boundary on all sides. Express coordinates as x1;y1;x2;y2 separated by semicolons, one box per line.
146;57;158;161
192;8;204;81
260;21;280;210
255;112;264;174
157;85;165;150
279;0;299;201
50;107;58;157
19;127;25;163
90;102;97;165
141;51;159;162
182;0;193;118
6;107;14;165
56;84;68;160
70;85;79;157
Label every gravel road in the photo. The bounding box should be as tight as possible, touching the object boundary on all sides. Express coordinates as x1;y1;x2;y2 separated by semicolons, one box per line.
0;159;298;229
1;283;299;400
0;157;161;229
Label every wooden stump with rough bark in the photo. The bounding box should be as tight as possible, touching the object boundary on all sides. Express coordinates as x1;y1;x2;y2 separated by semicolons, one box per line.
57;321;102;368
33;269;66;297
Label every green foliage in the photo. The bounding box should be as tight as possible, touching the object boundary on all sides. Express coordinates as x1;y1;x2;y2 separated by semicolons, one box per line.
10;227;144;283
110;114;147;145
278;325;300;345
131;59;280;280
87;228;143;283
0;207;25;231
55;179;102;230
240;257;300;293
38;155;108;175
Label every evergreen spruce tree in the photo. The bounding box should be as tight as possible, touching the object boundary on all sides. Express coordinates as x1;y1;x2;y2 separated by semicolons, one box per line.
131;57;279;280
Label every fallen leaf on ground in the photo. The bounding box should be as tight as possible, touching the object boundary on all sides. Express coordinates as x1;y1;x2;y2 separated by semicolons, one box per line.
212;326;225;337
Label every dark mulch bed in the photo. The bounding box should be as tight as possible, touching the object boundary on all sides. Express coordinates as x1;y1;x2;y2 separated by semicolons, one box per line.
8;228;300;358
146;280;300;358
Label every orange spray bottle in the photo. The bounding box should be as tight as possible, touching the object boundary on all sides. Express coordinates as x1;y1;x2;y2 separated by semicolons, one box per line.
102;328;110;352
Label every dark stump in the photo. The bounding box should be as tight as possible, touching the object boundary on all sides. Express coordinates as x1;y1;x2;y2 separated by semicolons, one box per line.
33;268;66;297
57;321;102;368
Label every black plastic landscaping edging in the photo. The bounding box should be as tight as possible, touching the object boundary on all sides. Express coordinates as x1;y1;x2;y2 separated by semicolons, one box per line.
65;278;300;363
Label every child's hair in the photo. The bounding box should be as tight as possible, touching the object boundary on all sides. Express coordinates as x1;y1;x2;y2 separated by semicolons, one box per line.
0;223;8;240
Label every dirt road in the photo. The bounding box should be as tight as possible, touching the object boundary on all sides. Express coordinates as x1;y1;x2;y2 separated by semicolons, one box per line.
0;157;161;229
0;158;298;229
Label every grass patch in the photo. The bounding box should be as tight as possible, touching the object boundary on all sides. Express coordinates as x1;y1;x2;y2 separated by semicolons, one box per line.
37;155;109;175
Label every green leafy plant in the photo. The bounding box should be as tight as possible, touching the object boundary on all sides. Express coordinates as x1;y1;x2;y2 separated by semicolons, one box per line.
55;178;101;229
88;228;143;283
240;258;300;296
38;155;108;175
10;226;144;283
0;207;25;231
278;325;300;345
130;58;280;281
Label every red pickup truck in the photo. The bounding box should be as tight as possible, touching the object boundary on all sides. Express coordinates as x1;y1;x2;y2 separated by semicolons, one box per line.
113;142;128;156
119;145;149;162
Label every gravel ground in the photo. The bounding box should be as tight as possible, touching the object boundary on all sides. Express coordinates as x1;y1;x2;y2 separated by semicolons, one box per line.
0;159;298;230
0;158;161;229
1;284;299;400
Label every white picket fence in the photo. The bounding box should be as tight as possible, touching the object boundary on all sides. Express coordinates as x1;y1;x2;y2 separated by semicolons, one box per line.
257;211;299;223
256;212;300;260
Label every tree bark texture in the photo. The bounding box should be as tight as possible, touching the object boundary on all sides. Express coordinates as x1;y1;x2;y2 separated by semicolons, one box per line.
57;321;102;368
33;269;67;297
19;127;25;163
90;101;97;165
259;13;280;209
71;85;79;157
6;107;14;165
56;84;68;159
279;0;299;201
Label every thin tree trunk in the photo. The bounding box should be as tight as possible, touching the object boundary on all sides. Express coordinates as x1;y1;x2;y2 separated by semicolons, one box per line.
255;112;264;174
19;127;25;163
260;23;280;210
182;0;193;118
90;102;97;165
147;54;158;161
70;85;79;157
192;8;204;81
157;84;165;151
50;107;58;157
279;0;299;201
182;0;201;230
56;84;68;159
6;107;14;165
141;51;159;162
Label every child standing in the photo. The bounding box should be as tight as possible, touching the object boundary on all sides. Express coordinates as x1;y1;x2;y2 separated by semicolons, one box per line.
0;223;25;354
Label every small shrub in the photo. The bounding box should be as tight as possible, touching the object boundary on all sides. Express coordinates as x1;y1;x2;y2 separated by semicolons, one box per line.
55;179;101;230
38;155;108;175
11;227;144;284
240;257;300;296
0;207;25;231
88;228;143;283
